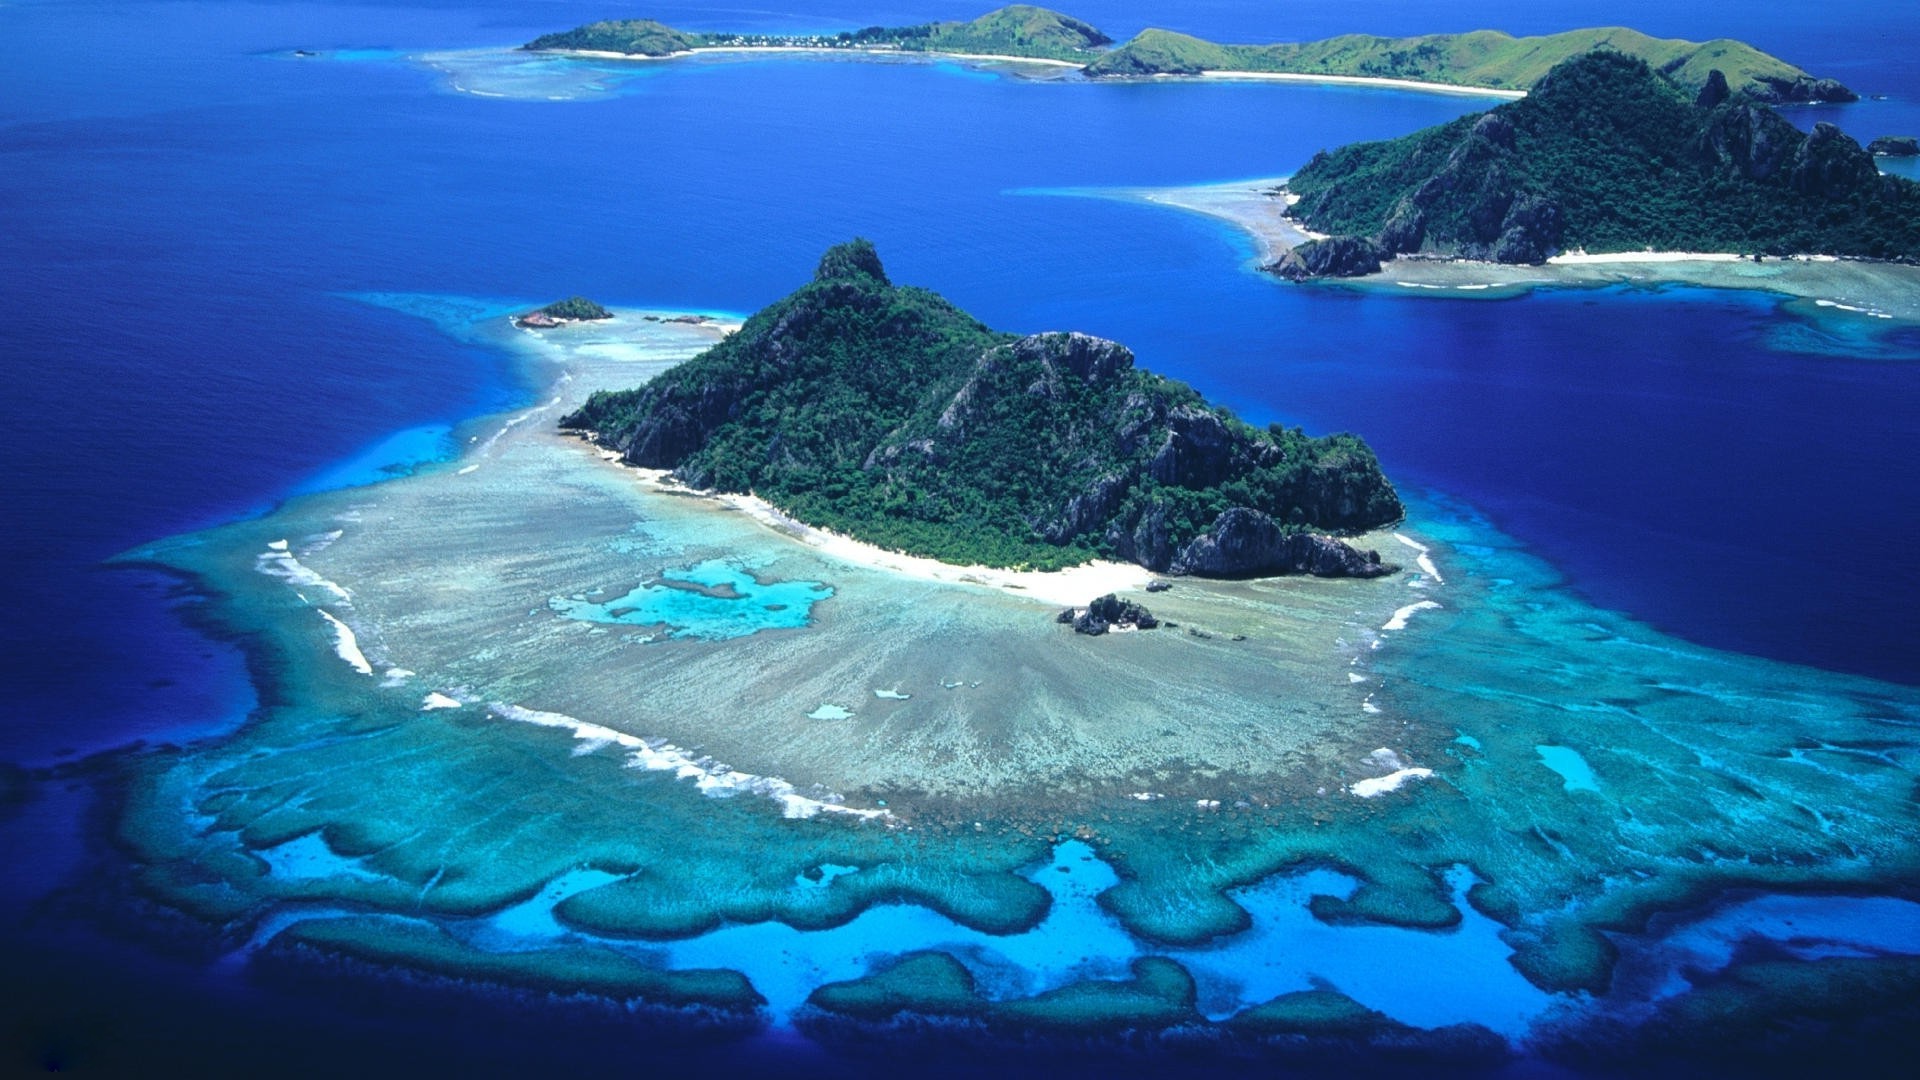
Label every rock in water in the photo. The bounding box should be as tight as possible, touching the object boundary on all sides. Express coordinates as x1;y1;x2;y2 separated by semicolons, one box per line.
1065;594;1158;635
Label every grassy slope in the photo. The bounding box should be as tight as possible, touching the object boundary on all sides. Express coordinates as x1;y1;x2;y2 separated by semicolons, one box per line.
1087;24;1814;97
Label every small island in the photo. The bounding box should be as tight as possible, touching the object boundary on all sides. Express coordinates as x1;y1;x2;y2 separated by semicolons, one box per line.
521;8;1853;103
561;240;1402;577
1870;135;1920;158
514;295;613;328
1269;51;1919;279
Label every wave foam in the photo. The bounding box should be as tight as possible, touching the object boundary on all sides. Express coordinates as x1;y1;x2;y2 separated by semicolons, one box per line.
1392;533;1444;583
489;704;889;821
1383;600;1442;632
317;610;373;675
257;541;353;605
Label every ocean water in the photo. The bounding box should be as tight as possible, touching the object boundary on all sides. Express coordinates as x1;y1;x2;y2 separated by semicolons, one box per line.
3;0;1919;1075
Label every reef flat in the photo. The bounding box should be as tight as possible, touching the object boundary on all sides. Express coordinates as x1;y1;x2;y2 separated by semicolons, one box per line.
102;284;1920;1061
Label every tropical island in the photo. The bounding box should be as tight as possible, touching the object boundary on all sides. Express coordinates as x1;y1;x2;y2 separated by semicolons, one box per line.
561;240;1402;576
513;295;612;328
521;6;1853;103
1267;51;1920;279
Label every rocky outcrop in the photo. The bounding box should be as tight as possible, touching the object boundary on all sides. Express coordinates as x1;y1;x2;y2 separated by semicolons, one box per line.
1166;507;1395;579
1869;136;1920;158
1749;74;1858;105
1269;236;1384;280
1058;594;1158;635
1786;121;1884;198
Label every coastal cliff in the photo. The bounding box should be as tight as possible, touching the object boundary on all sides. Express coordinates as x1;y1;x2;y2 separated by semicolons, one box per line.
1276;51;1920;277
561;241;1401;577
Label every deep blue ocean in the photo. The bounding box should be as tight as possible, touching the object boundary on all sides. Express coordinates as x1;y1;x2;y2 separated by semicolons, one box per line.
2;0;1918;1073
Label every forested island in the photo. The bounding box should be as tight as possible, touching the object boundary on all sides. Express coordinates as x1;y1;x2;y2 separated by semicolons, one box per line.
524;6;1111;64
522;7;1852;103
561;241;1402;577
1273;51;1920;278
514;296;612;328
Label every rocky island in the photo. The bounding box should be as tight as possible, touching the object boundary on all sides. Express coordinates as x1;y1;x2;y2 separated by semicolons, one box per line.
1271;51;1920;279
514;295;612;328
562;240;1402;577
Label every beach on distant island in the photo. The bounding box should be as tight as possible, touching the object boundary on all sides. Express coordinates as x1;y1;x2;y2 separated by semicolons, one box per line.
1126;177;1920;321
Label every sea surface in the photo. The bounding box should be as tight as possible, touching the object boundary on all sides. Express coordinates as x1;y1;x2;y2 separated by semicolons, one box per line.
3;0;1918;1074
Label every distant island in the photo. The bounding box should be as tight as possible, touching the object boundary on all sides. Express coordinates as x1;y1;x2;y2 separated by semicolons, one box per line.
514;295;612;328
1081;24;1854;103
522;6;1854;103
524;5;1111;64
561;240;1403;577
1272;51;1920;279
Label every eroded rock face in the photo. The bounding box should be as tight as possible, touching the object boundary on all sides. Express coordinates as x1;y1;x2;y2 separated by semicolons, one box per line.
1750;74;1858;105
1058;594;1158;635
1269;236;1385;279
1168;507;1396;579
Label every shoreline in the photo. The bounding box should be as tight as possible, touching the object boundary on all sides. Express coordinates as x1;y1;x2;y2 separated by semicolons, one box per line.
1122;179;1920;321
536;45;1085;70
1192;69;1526;99
599;460;1154;608
531;46;1546;98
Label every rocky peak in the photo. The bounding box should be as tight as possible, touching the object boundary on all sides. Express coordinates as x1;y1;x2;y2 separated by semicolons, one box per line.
1695;68;1731;109
813;238;890;286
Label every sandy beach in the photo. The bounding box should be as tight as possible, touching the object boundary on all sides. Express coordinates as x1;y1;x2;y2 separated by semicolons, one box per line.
1124;180;1920;321
544;45;1084;70
1194;70;1526;99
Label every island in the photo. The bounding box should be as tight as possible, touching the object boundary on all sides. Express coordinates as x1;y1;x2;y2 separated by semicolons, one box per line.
1268;51;1920;279
521;7;1853;104
561;240;1402;576
524;6;1112;64
514;295;612;328
1081;24;1855;103
1871;135;1920;157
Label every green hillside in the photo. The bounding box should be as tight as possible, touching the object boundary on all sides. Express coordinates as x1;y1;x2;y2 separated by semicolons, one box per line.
1085;25;1855;102
523;19;698;57
562;241;1401;575
1275;52;1918;277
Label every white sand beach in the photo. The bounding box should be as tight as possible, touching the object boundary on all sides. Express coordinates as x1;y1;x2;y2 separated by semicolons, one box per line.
1195;70;1526;98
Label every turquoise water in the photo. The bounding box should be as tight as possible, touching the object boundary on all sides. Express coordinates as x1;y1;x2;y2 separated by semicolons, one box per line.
549;559;834;641
1535;745;1601;793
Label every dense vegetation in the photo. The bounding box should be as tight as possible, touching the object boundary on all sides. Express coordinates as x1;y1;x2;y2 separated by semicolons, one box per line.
1083;25;1854;103
524;19;698;57
562;241;1400;572
534;296;612;320
526;6;1110;64
524;10;1852;104
1279;51;1920;272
